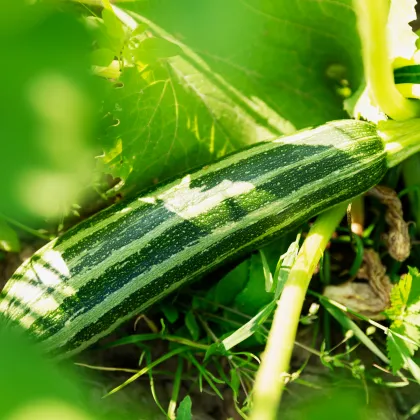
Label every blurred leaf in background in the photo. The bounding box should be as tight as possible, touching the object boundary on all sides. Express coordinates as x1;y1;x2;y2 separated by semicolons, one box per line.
0;0;102;222
175;395;192;420
0;317;95;419
0;318;166;419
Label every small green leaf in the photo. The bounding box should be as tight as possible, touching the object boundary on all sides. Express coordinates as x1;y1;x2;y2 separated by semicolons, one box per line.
130;23;149;37
213;259;249;306
204;342;229;360
91;48;115;67
160;303;179;324
234;253;273;315
191;296;205;311
185;311;200;341
230;369;240;395
175;396;192;420
407;266;420;309
385;267;420;373
134;37;182;63
386;267;420;318
0;219;20;253
399;322;420;354
102;8;125;42
387;322;418;373
85;16;114;51
385;273;411;319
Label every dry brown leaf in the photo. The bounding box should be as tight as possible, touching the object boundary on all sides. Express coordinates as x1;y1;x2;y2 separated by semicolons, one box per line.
323;249;392;320
367;185;410;261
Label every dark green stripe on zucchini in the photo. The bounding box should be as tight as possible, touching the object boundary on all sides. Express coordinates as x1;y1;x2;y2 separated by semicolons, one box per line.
394;64;420;85
0;120;387;359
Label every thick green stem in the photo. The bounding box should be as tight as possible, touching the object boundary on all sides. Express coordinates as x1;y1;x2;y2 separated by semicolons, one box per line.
380;118;420;167
250;203;347;420
353;0;420;120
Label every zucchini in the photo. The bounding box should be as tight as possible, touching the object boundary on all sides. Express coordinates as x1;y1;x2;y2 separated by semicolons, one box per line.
0;120;387;359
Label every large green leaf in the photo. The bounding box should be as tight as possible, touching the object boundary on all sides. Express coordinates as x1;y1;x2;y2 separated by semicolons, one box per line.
102;0;362;192
140;0;362;125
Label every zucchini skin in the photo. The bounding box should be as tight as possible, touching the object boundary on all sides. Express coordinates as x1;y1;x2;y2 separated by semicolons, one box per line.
0;120;386;358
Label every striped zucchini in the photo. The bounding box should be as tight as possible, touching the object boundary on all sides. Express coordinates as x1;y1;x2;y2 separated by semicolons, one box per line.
0;120;387;359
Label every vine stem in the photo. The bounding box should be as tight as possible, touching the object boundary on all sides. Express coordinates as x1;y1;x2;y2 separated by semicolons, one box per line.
250;203;347;420
353;0;420;120
0;213;51;241
380;118;420;167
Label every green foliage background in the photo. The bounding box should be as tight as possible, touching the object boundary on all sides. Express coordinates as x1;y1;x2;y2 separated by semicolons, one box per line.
3;1;420;419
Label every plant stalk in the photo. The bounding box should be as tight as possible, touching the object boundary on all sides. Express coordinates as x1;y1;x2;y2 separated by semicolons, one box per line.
353;0;420;120
380;118;420;167
250;203;347;420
